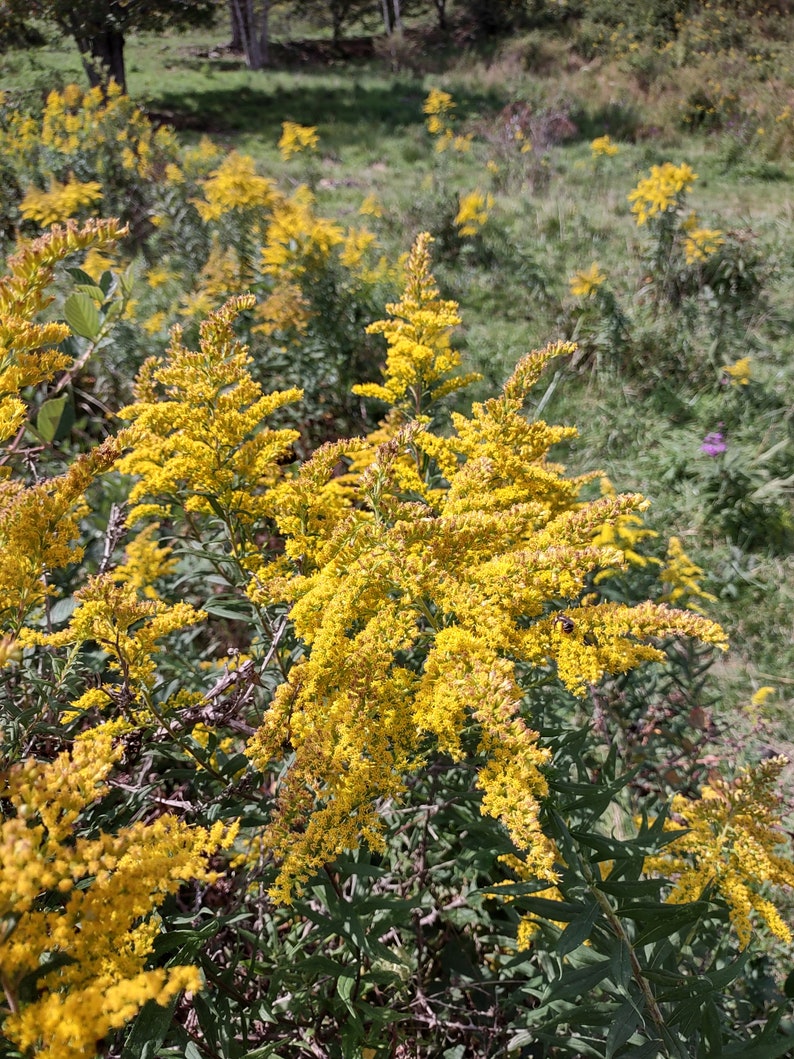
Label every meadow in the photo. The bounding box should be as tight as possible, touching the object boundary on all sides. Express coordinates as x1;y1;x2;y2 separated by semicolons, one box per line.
1;3;794;1056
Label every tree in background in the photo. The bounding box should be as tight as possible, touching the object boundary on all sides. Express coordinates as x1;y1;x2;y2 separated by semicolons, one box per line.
6;0;219;91
229;0;272;68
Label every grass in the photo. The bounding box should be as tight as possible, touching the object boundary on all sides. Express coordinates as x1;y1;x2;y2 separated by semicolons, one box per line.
2;5;793;717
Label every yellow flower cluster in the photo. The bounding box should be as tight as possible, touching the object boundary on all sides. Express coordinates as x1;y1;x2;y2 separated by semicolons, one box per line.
455;190;494;237
244;234;726;903
591;477;660;581
278;121;319;160
683;223;725;263
0;439;122;632
590;135;619;157
423;88;472;153
0;222;127;627
569;261;606;298
118;295;302;529
360;192;384;218
658;536;717;612
0;723;231;1059
423;87;455;130
192;152;278;224
628;162;697;225
19;176;103;227
0;83;178;221
353;232;479;415
115;523;178;600
645;757;794;949
22;574;205;697
722;356;752;386
260;185;344;278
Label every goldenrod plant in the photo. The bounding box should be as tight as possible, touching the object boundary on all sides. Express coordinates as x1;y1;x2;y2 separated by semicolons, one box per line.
0;218;792;1058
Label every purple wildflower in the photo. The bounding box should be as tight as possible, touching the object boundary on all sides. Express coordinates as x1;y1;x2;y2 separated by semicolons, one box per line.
701;431;727;457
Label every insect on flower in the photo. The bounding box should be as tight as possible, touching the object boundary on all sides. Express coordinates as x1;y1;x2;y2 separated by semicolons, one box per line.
554;614;575;634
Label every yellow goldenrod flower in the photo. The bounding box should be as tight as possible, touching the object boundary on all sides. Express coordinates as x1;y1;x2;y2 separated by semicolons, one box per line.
0;218;127;456
645;757;794;949
591;134;619;157
245;236;727;903
113;523;178;599
628;162;697;225
454;190;494;237
592;478;660;580
146;264;176;289
0;727;234;1059
81;247;113;280
278;121;319;160
423;89;455;140
684;225;725;264
722;356;751;385
658;536;717;612
118;295;302;527
164;161;184;183
423;88;455;116
260;185;344;279
569;261;606;298
192;152;278;222
20;175;103;227
353;232;478;413
751;686;776;707
22;573;205;688
359;192;383;218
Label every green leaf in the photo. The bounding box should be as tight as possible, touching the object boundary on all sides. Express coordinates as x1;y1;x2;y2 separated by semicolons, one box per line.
36;394;74;443
66;267;95;286
49;595;76;625
337;972;357;1016
622;1042;666;1058
201;597;254;620
120;996;179;1059
633;902;711;945
557;900;599;955
119;263;136;297
605;998;643;1058
610;939;632;991
554;957;613;1001
698;997;722;1058
64;291;101;340
73;283;107;303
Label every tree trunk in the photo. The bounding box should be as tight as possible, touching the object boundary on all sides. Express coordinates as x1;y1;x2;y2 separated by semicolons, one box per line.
380;0;393;35
391;0;403;33
258;0;270;67
66;14;126;93
228;0;245;49
91;29;126;92
230;0;269;69
434;0;447;30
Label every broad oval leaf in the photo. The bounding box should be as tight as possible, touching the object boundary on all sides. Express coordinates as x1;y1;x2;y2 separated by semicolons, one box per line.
36;394;74;443
64;291;101;339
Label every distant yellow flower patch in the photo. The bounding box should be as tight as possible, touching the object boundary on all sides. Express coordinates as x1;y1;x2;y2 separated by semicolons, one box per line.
20;176;103;227
569;261;606;297
591;134;619;157
278;121;319;160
